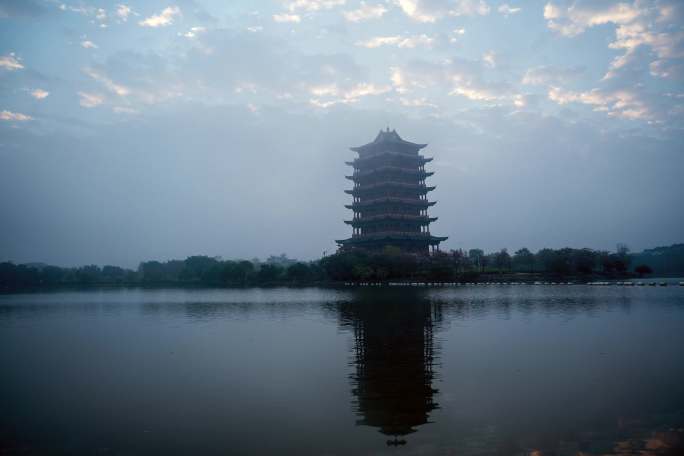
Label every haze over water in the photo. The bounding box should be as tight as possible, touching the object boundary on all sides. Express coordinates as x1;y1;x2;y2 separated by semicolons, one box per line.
2;285;683;455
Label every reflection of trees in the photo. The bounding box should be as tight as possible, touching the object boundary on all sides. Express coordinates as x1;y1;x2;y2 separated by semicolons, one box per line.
338;291;442;445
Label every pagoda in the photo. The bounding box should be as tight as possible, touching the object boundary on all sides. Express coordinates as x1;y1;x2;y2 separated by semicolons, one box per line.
336;129;447;254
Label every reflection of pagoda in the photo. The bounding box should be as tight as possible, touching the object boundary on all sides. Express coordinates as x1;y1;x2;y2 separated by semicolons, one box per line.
338;292;441;444
336;129;447;254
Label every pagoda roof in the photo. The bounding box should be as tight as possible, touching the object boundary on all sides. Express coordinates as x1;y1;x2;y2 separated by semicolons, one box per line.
346;197;436;209
346;153;432;167
346;167;434;180
350;129;427;153
345;215;438;225
345;182;436;194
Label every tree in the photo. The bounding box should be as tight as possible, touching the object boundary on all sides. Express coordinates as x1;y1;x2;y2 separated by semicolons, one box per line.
286;262;311;282
257;263;283;282
635;264;652;277
513;248;534;272
469;249;484;272
494;248;512;272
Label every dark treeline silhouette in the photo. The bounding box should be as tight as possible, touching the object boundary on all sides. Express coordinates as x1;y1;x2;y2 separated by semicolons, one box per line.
1;244;682;290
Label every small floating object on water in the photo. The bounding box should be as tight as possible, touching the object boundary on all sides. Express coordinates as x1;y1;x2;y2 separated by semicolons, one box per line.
636;282;644;286
659;282;667;286
680;282;684;286
649;282;657;286
624;282;634;286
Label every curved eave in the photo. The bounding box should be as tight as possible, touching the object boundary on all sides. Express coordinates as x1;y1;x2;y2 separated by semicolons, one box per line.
348;152;432;166
344;185;436;195
347;168;434;180
344;216;438;225
336;234;447;245
349;143;427;153
345;199;436;209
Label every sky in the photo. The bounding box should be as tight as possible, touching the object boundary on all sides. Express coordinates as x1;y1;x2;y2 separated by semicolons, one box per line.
0;0;683;268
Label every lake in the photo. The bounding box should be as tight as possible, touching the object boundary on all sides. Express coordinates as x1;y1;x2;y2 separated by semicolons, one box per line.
1;285;683;455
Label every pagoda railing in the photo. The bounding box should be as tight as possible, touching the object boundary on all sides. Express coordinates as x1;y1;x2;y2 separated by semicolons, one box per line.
350;231;434;239
349;181;435;191
347;214;436;223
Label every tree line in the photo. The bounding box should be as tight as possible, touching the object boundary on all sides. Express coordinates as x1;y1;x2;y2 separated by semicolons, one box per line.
1;244;680;290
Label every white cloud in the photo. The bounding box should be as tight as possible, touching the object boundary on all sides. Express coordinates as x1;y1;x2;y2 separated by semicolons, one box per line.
115;4;132;21
521;65;584;85
30;89;49;100
182;26;206;38
309;82;390;107
95;8;106;22
449;28;466;43
482;50;496;68
78;92;104;108
273;13;301;22
139;6;180;27
395;0;489;22
543;1;640;37
0;110;32;121
343;2;387;21
391;58;520;105
0;53;23;71
543;2;684;81
399;97;437;108
498;3;521;16
81;40;98;49
548;86;650;120
83;67;130;97
283;0;346;12
356;34;434;48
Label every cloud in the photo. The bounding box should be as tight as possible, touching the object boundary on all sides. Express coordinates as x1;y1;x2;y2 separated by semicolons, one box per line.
78;92;104;108
115;4;132;21
399;96;437;108
544;2;684;81
391;57;518;104
498;3;521;16
81;40;98;49
0;53;24;71
30;89;49;100
273;13;301;22
449;28;466;43
282;0;346;12
139;6;180;27
309;82;390;107
181;26;206;38
521;65;585;85
543;1;640;37
343;2;387;21
482;50;496;68
0;110;32;121
548;86;650;120
395;0;489;22
83;67;130;97
356;34;434;48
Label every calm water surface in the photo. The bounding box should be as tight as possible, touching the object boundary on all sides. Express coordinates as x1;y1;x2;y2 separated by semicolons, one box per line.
1;286;683;455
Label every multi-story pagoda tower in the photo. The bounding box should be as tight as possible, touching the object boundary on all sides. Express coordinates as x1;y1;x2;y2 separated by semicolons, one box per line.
336;129;447;254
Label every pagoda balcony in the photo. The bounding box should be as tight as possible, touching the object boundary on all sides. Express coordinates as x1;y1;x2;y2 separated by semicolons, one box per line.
345;197;436;209
345;166;434;180
345;152;433;167
344;181;436;195
344;214;437;225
